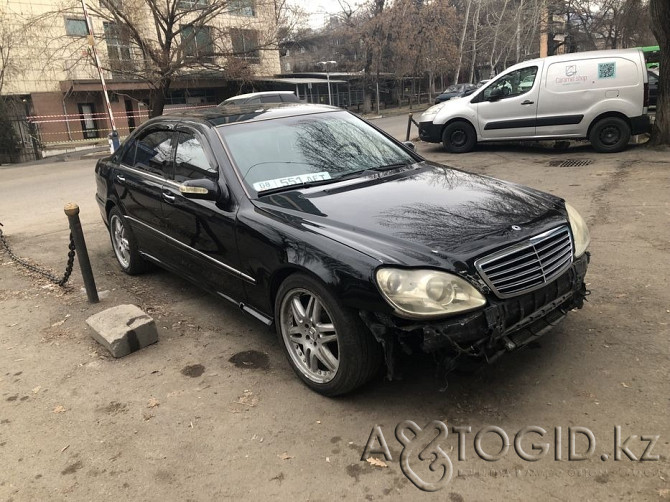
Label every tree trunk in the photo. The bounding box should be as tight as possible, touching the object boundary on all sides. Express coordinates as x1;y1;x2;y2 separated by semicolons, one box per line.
454;0;472;84
468;0;482;82
149;78;171;118
488;0;509;78
516;0;524;63
648;0;670;146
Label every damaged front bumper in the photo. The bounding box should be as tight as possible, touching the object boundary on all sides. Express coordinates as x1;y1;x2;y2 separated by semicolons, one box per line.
361;253;589;379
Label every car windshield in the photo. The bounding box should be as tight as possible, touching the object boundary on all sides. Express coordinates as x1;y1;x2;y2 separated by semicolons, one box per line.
218;111;416;195
443;85;460;93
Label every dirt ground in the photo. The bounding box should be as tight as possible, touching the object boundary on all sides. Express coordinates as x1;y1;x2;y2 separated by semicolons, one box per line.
1;135;669;501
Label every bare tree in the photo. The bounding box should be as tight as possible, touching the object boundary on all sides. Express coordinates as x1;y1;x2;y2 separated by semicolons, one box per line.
453;0;473;83
57;0;283;117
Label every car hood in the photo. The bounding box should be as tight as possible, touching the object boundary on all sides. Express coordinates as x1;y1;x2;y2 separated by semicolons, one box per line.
252;163;567;270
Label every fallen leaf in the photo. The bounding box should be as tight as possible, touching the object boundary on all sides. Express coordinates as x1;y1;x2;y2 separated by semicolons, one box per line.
53;405;66;414
32;386;41;394
147;398;160;408
235;390;258;408
316;420;321;424
278;452;294;460
621;382;630;388
366;457;388;468
60;445;69;453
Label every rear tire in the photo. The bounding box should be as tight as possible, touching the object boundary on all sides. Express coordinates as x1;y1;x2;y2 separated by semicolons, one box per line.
589;117;630;153
108;207;151;275
275;273;382;396
442;121;477;153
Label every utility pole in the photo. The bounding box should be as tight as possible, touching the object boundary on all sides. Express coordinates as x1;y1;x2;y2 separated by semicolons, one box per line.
80;0;119;151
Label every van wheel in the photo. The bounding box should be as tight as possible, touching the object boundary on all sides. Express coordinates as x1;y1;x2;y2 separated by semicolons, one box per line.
442;121;476;153
589;117;630;153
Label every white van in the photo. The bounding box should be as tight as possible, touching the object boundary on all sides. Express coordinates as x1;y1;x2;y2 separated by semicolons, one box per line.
419;49;651;153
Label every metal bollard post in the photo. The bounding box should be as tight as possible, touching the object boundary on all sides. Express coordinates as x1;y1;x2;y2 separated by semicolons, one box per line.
64;203;99;303
406;112;413;141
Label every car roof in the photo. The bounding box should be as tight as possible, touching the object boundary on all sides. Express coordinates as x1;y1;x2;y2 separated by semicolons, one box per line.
506;48;644;73
148;103;340;128
224;91;296;101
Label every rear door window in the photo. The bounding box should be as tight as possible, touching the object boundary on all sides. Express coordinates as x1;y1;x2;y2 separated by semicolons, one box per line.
134;129;174;177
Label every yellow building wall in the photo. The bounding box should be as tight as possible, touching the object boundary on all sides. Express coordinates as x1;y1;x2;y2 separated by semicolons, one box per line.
1;0;281;97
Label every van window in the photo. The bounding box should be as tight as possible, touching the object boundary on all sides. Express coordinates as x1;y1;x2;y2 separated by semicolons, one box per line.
484;66;538;100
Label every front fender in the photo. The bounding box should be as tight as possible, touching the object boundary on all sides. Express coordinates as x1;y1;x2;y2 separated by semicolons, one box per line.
237;205;390;319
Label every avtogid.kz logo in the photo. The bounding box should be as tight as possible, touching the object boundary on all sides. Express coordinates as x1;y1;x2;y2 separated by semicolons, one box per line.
361;422;661;492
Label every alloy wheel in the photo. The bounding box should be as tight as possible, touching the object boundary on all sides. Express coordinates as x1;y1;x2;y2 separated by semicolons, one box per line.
110;215;131;269
279;288;340;384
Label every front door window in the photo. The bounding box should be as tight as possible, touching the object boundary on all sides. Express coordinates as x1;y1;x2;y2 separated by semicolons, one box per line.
484;66;538;100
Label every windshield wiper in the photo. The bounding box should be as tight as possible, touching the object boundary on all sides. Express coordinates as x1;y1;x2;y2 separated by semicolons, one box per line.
369;162;414;171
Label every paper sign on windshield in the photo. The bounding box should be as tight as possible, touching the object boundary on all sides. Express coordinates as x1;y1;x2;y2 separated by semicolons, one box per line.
253;172;332;192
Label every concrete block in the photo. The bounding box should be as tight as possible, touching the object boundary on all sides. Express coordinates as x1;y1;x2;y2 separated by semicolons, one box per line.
86;304;158;358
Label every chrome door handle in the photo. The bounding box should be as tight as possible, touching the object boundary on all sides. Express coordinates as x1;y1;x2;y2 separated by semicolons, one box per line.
162;192;175;202
116;174;126;183
521;100;534;105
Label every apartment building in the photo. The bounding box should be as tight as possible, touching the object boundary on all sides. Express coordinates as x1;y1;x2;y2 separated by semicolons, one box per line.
0;0;281;153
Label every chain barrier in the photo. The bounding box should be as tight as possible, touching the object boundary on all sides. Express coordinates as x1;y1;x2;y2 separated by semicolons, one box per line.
0;222;76;287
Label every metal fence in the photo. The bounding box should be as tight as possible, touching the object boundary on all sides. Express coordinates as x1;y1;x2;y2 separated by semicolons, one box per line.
0;114;41;164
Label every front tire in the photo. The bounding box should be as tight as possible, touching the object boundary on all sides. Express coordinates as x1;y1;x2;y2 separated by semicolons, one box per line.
108;207;150;275
589;117;630;153
442;121;477;153
275;273;382;396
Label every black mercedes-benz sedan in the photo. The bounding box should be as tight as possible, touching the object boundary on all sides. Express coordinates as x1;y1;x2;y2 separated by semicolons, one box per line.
95;104;590;396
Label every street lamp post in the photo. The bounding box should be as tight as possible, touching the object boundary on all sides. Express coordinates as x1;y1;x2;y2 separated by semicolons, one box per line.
317;60;337;106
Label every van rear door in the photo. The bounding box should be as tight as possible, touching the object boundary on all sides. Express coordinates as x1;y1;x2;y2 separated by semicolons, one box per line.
472;64;542;140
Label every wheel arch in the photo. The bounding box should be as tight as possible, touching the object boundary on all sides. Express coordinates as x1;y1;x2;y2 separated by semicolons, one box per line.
440;117;477;137
587;111;630;138
105;200;117;219
268;265;337;318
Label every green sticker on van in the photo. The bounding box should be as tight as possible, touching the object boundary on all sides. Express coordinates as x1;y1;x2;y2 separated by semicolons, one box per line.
598;62;616;79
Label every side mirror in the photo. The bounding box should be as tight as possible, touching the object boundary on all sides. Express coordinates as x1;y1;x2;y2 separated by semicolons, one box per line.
179;178;222;202
488;88;503;101
402;141;416;151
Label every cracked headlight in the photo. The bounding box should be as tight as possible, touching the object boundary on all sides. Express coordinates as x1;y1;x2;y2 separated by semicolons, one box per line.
565;202;590;257
375;268;486;319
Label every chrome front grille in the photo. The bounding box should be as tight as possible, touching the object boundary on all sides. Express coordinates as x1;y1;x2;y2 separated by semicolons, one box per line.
475;226;574;298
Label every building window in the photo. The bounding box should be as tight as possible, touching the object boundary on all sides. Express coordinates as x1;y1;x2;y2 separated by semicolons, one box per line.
228;0;255;17
65;18;88;37
181;25;213;58
178;0;207;8
231;29;260;63
104;22;133;76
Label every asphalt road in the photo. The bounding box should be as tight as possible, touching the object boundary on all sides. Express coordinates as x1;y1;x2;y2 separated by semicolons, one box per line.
1;116;669;501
